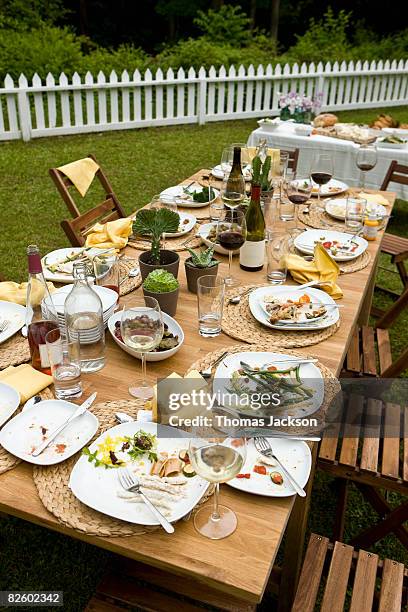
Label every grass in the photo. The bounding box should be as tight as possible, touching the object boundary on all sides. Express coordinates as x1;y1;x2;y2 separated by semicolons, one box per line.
0;106;407;610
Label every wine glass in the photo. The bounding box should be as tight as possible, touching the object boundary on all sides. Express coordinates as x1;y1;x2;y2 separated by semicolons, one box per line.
220;174;246;210
188;437;246;539
284;176;313;234
216;209;247;287
356;145;377;189
220;144;251;178
310;153;334;213
120;296;164;399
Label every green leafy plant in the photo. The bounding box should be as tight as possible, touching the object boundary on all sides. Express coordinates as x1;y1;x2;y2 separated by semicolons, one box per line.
252;155;272;191
133;208;179;264
194;5;251;46
143;269;179;293
186;245;218;268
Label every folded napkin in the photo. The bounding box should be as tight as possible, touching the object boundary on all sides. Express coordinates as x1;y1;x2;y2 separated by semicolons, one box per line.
0;278;55;307
0;364;53;404
57;157;99;197
285;243;343;299
85;218;133;250
358;192;389;207
148;370;209;423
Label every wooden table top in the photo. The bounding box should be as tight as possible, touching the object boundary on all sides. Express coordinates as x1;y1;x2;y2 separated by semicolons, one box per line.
0;171;396;604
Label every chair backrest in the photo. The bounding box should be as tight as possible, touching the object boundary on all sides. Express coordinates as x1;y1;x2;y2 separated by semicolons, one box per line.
50;153;124;218
380;160;408;191
283;148;299;174
292;533;407;612
61;195;124;247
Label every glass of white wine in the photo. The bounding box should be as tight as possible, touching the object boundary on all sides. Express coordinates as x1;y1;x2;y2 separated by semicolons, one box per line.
188;437;246;539
120;296;163;399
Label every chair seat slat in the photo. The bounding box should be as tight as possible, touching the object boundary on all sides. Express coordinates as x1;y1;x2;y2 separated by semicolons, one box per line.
362;326;377;375
349;549;379;612
360;398;382;473
377;328;393;374
382;403;402;479
291;534;329;612
378;558;405;612
339;394;364;468
320;541;353;612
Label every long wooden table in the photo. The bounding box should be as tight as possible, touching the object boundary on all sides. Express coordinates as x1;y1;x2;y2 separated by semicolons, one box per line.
0;171;396;611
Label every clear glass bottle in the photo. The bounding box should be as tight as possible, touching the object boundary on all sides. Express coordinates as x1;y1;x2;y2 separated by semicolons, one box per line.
64;262;105;373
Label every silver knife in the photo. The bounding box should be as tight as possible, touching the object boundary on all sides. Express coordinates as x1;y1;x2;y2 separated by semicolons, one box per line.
32;392;97;457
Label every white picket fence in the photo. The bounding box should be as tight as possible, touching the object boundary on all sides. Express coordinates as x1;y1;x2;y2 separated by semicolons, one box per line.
1;59;407;141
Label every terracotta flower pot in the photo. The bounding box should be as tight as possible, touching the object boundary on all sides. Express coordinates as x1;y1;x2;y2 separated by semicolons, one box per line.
143;287;179;317
139;250;180;282
184;258;219;294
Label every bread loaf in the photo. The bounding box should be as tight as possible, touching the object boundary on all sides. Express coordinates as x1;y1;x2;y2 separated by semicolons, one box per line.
313;113;338;128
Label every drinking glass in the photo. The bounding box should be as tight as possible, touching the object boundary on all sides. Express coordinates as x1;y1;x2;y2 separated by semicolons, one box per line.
266;230;290;284
216;210;247;287
93;252;120;296
120;296;164;399
209;201;225;222
188;437;246;539
197;275;225;337
45;327;82;400
220;144;250;177
284;177;313;231
220;174;246;210
310;153;334;212
345;197;367;232
356;145;377;189
272;151;290;201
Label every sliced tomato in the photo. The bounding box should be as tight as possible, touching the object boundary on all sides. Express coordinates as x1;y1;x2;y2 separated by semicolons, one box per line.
231;439;245;447
253;465;267;475
236;473;251;479
322;241;332;249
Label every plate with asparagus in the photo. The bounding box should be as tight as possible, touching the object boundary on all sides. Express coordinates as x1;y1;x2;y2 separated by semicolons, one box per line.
41;247;107;283
212;351;324;419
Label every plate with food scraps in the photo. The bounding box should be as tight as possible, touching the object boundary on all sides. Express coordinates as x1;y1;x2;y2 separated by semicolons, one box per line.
197;222;241;256
325;198;387;221
69;421;210;525
226;437;312;497
211;164;252;181
249;286;339;331
293;178;348;197
0;383;20;428
294;229;368;262
160;184;219;208
213;351;324;420
108;310;184;361
42;247;106;284
0;399;99;466
376;136;407;149
0;300;26;345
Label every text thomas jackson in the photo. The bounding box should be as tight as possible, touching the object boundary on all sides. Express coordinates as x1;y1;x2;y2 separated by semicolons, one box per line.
168;414;317;428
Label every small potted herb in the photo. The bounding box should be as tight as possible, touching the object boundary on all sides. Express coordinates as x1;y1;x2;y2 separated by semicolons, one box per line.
184;246;219;294
142;269;179;316
133;208;180;281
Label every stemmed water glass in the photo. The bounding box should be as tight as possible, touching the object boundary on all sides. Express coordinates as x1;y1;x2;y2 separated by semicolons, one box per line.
120;296;164;399
356;145;377;189
188;437;247;539
216;209;247;287
310;153;334;213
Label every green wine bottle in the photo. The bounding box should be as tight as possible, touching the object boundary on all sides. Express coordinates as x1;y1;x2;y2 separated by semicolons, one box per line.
223;147;245;209
239;183;266;271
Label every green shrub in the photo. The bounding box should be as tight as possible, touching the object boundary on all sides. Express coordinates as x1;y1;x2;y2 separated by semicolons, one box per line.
82;44;152;77
194;5;251;46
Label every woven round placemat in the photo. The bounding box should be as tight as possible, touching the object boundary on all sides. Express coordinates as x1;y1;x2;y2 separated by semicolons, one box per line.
119;258;142;296
128;225;202;253
298;204;387;234
33;399;214;537
222;285;340;347
337;250;371;274
186;344;341;434
0;386;54;475
0;334;30;370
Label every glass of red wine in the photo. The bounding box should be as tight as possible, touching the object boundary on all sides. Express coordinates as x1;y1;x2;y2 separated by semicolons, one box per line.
356;144;377;189
284;177;313;234
310;153;334;213
216;209;247;287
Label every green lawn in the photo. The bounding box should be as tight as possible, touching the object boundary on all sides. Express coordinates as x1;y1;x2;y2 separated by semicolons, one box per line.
0;107;407;611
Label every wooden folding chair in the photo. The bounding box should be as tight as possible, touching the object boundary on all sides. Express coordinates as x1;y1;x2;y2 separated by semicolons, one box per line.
292;533;407;611
61;196;127;247
376;160;408;297
50;153;125;218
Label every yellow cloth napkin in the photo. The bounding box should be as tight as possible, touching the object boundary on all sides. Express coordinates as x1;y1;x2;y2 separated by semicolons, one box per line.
0;364;53;404
0;279;55;307
85;218;133;250
246;146;280;176
285;243;343;299
57;157;99;197
148;370;209;423
358;192;389;207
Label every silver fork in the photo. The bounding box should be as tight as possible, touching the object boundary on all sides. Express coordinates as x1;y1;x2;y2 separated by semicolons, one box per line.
199;350;229;378
253;437;306;497
0;319;10;333
117;468;175;534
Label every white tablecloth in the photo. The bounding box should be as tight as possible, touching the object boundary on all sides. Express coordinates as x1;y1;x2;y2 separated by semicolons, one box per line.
247;124;408;200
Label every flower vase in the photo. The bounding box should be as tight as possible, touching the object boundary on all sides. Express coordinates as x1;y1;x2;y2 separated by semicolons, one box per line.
293;108;304;123
280;107;291;122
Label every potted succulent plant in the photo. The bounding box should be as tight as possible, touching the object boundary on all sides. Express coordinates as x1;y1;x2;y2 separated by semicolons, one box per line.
184;246;219;294
133;208;180;281
142;269;179;316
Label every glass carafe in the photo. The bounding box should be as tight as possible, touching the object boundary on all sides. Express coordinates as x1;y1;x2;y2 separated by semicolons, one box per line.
64;262;105;373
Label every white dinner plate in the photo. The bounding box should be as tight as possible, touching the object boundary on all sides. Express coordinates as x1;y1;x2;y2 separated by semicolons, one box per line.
69;421;209;526
163;212;196;238
196;222;240;256
227;437;312;497
249;286;339;331
294;229;368;262
42;247;103;284
211;164;252;181
213;351;324;420
108;310;184;361
325;198;387;221
160;184;219;208
0;399;99;465
0;383;20;428
0;301;26;345
293;178;348;197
